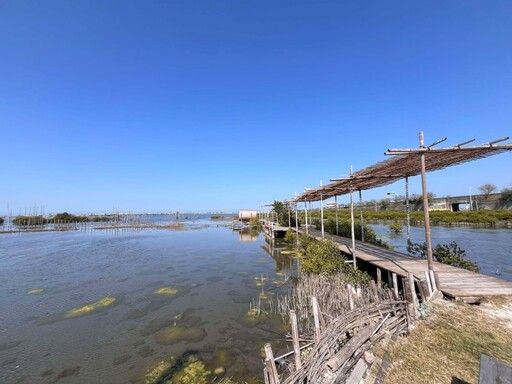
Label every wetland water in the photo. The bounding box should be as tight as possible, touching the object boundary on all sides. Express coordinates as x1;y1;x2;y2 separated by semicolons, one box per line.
373;224;512;281
0;220;296;384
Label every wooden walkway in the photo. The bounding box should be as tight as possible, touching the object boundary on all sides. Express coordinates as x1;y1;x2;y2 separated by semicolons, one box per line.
305;228;512;299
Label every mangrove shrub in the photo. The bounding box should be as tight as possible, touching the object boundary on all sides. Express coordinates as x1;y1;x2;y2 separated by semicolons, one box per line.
407;240;479;272
300;234;370;283
13;215;48;226
52;212;89;222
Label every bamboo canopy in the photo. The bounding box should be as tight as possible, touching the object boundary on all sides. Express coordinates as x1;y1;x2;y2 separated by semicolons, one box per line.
294;139;512;202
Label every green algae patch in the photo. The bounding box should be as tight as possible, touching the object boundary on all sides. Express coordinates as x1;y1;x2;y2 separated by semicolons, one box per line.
36;296;120;325
28;288;44;295
165;356;210;384
64;297;116;319
154;326;206;345
139;354;214;384
154;287;178;295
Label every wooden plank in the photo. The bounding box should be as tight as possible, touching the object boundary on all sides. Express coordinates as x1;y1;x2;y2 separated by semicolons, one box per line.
326;323;374;372
479;354;512;384
346;359;368;384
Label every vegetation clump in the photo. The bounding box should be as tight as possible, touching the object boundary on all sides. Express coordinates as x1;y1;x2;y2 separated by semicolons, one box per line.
284;228;296;243
300;234;370;283
13;215;48;226
388;222;403;234
64;296;117;319
0;217;4;225
52;212;88;222
407;241;479;272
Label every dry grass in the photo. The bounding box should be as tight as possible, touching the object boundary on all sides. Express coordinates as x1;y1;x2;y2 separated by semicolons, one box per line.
383;297;512;384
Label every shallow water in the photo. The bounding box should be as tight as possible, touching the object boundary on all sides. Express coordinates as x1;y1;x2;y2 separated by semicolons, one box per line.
373;224;512;281
0;222;295;383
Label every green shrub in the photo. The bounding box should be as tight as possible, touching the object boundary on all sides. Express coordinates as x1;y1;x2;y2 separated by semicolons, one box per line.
0;217;4;225
301;237;370;283
407;240;479;272
388;222;403;234
284;229;296;243
52;212;89;223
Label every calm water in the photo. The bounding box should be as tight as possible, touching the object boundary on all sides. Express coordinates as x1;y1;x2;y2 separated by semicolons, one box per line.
373;224;512;281
0;220;295;384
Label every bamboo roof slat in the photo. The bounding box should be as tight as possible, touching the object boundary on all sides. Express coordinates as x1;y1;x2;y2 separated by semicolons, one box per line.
294;142;512;202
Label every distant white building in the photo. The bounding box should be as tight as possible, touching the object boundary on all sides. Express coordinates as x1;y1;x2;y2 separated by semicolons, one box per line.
238;209;258;222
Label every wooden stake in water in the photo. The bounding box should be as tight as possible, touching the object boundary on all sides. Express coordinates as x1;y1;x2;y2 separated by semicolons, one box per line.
264;343;280;384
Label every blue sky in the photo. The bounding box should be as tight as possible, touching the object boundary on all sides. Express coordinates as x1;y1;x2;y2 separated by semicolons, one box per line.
1;1;511;214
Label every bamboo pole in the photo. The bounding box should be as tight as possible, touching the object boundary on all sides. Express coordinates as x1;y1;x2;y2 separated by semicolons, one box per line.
407;272;419;311
424;270;433;295
359;189;364;242
349;166;356;268
428;270;437;291
392;273;399;300
264;343;280;384
335;194;339;236
405;176;411;248
304;201;308;234
289;310;302;370
420;131;434;271
320;181;325;240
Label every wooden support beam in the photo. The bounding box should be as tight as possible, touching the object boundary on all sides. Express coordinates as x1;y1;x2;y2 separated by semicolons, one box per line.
424;270;433;295
392;273;399;300
377;268;382;288
371;280;380;302
429;270;437;291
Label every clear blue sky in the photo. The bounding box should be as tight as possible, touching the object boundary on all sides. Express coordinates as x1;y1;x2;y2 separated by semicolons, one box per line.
1;1;511;214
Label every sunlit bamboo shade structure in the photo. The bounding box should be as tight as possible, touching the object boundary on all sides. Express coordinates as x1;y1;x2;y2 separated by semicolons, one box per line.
294;139;512;202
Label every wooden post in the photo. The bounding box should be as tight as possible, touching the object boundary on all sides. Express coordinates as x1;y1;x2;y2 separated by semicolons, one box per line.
312;296;321;342
392;273;399;300
407;272;419;311
424;270;433;295
370;280;380;302
359;189;364;242
304;201;308;234
320;180;325;240
289;310;302;370
347;284;355;310
264;343;280;384
433;271;441;290
405;176;411;248
420;131;434;271
349;166;356;268
376;268;382;288
335;194;339;236
294;200;299;247
428;270;437;291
